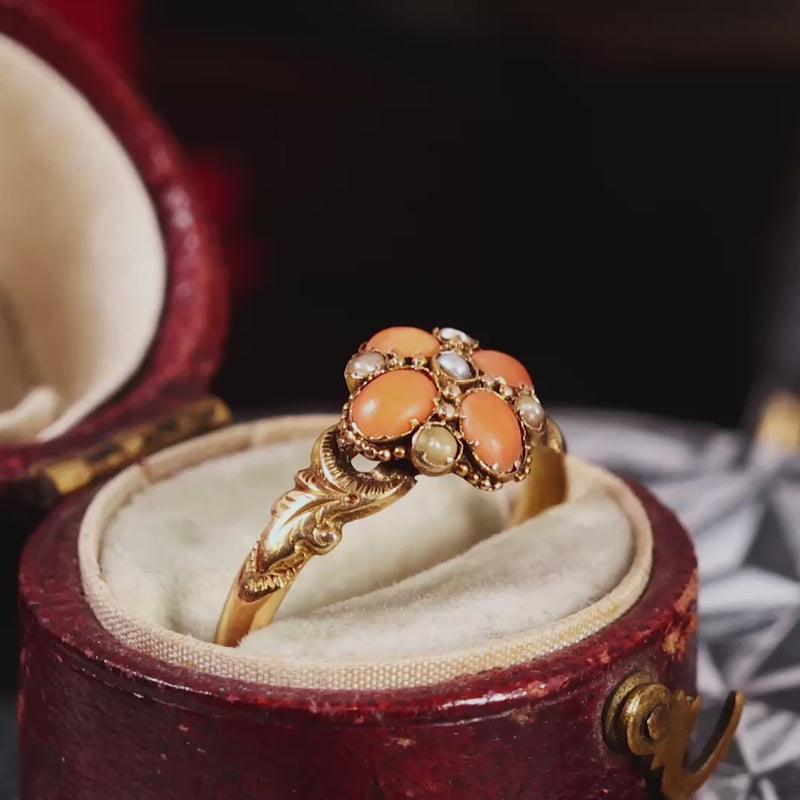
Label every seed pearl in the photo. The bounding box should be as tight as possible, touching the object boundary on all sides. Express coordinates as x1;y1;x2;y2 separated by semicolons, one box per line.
438;327;474;345
517;394;546;429
345;352;384;383
435;351;475;381
411;424;459;475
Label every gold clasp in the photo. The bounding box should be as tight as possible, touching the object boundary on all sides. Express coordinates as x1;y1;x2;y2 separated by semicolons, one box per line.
603;671;744;800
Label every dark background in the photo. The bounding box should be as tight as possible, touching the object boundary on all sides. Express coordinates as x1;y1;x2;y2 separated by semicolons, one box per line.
49;1;800;427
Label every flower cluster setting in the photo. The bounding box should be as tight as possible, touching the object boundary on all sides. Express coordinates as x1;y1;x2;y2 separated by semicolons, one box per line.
338;326;548;489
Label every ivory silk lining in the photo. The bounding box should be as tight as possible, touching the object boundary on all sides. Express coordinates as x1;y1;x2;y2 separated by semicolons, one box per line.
0;33;164;442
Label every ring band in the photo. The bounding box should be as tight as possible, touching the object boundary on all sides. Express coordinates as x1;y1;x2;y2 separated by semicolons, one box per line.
214;326;567;647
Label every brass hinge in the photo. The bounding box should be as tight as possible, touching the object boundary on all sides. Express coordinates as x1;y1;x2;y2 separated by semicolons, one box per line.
30;396;231;498
603;671;744;800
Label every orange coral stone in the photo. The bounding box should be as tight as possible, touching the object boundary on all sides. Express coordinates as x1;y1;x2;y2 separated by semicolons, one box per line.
367;327;440;358
461;390;523;473
351;369;438;440
473;349;533;389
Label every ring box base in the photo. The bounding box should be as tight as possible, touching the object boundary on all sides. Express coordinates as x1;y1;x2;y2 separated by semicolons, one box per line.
19;478;697;800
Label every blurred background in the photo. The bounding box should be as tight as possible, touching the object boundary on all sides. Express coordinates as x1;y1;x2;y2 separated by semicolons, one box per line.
44;0;800;428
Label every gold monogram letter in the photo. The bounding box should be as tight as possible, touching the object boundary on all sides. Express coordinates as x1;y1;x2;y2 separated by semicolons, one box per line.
604;671;744;800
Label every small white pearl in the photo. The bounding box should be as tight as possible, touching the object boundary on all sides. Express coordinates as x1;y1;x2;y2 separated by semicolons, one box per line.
517;395;546;429
346;351;384;381
438;327;474;345
435;352;475;381
412;425;459;474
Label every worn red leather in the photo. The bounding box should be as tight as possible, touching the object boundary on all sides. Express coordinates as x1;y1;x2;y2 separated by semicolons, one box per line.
18;480;697;800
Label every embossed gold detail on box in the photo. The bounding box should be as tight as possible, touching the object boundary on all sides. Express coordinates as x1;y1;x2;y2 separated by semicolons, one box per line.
604;670;744;800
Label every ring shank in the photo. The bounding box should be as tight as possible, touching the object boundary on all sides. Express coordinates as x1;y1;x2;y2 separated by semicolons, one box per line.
215;578;289;650
510;425;567;527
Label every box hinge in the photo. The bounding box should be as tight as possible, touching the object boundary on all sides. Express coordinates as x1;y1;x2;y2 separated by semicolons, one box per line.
30;396;231;499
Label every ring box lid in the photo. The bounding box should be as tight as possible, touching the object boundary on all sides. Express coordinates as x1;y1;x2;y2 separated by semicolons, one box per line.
0;0;229;504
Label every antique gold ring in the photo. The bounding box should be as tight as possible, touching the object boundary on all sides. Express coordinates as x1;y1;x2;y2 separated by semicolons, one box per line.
214;326;567;647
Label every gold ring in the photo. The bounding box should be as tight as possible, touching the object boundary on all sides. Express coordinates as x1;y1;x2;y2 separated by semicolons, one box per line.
214;326;567;647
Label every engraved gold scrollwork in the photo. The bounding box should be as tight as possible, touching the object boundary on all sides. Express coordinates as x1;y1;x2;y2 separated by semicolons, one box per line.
215;425;417;644
603;671;745;800
241;425;417;600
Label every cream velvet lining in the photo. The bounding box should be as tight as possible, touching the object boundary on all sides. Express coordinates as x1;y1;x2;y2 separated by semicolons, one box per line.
0;35;165;442
79;415;653;690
